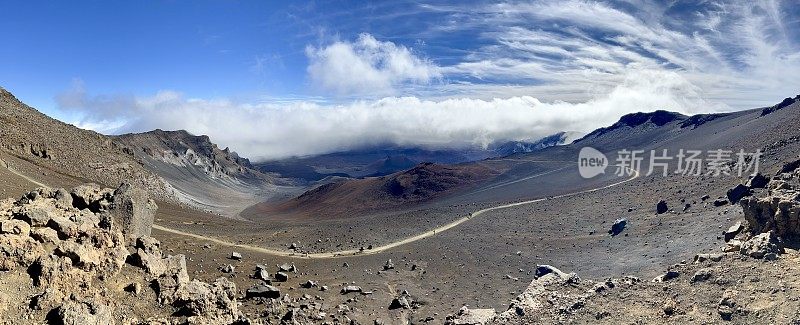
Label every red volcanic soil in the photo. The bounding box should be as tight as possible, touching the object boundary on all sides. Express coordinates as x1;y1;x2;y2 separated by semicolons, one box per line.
243;162;502;220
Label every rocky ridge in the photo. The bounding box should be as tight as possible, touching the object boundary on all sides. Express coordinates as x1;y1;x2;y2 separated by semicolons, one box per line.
114;129;263;182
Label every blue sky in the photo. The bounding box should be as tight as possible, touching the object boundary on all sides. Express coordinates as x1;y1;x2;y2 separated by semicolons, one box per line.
1;1;799;160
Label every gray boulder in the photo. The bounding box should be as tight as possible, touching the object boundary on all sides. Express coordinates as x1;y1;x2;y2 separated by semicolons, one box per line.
246;285;281;299
740;231;783;259
341;286;363;294
109;182;157;241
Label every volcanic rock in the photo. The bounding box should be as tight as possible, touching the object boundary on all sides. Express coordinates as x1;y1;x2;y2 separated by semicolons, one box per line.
246;285;281;299
275;271;289;282
608;218;627;236
656;200;668;214
726;184;751;204
723;221;743;242
108;182;157;241
341;286;363;294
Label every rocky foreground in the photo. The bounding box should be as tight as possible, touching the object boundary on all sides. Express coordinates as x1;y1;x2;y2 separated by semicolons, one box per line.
448;160;800;324
0;183;298;324
2;164;800;324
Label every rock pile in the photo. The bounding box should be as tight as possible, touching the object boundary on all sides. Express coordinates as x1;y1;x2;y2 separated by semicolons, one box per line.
727;164;800;259
0;184;246;324
739;168;800;238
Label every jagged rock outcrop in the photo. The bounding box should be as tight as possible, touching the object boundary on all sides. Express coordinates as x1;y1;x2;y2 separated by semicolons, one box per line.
739;170;800;238
110;182;157;240
0;184;247;324
113;129;259;180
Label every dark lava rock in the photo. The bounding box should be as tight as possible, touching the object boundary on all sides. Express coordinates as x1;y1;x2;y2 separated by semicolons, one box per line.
779;159;800;174
746;173;769;189
608;218;627;236
275;272;289;282
389;296;411;310
656;200;668;214
654;271;680;282
726;184;751;204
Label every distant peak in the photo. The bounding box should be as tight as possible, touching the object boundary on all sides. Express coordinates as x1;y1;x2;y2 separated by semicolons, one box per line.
576;110;687;143
616;110;687;127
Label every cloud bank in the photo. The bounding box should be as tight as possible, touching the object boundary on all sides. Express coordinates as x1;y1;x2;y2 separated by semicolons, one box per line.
57;69;721;161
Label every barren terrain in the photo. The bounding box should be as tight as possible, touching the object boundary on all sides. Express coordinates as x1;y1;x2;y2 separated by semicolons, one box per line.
1;87;800;324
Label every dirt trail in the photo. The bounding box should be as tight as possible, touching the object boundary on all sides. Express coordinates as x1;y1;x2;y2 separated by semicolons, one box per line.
5;160;638;259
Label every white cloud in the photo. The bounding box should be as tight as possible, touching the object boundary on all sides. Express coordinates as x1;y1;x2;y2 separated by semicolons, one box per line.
305;33;441;96
428;0;800;108
58;69;723;161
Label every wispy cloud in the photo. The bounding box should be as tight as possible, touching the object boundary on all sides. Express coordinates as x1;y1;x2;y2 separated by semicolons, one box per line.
423;0;800;106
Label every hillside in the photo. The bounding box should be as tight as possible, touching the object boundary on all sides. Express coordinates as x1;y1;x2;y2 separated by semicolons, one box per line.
114;129;260;180
243;162;502;219
0;88;170;199
113;129;283;216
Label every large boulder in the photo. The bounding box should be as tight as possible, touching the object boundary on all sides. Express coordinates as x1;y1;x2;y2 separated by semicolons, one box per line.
108;182;157;241
389;297;408;310
341;286;363;294
746;173;769;189
246;284;281;299
739;178;800;237
172;278;238;319
739;231;783;259
608;218;627;236
723;221;743;242
498;265;578;321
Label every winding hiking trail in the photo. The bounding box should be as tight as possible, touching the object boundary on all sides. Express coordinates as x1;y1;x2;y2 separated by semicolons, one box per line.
4;159;639;259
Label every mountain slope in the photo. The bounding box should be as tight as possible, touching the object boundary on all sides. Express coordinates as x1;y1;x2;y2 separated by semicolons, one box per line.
491;131;575;156
0;87;170;198
114;129;264;182
113;129;280;216
243;162;501;219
